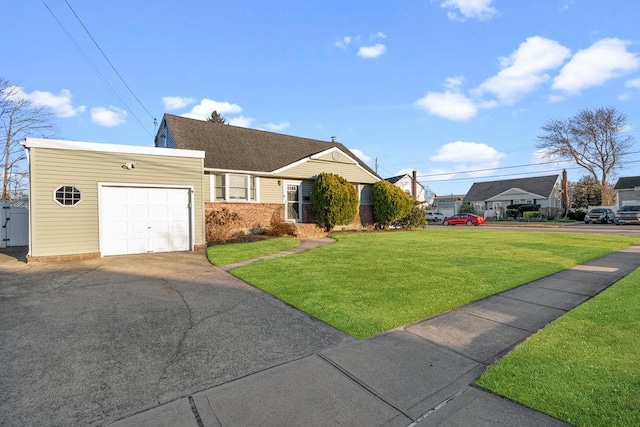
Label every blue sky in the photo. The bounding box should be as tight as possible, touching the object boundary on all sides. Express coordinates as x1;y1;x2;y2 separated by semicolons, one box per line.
7;0;640;195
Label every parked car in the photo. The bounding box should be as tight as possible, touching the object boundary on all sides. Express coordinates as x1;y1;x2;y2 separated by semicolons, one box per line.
615;205;640;225
584;208;616;224
426;211;445;222
442;213;485;226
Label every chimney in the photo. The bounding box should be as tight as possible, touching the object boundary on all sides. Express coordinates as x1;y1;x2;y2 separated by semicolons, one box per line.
412;170;418;200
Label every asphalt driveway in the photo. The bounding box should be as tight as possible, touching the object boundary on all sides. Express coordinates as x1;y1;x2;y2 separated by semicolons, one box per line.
0;249;352;426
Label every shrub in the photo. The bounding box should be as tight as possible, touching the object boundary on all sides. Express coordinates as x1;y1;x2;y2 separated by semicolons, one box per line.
394;204;428;229
205;208;245;243
506;209;519;219
311;172;359;231
460;203;476;214
567;209;587;221
267;220;297;237
523;211;541;221
371;181;413;228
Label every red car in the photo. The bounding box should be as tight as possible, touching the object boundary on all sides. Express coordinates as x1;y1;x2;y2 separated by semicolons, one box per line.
442;213;485;226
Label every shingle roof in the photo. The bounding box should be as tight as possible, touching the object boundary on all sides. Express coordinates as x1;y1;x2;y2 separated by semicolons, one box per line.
614;176;640;189
161;114;378;177
464;175;559;202
384;174;407;184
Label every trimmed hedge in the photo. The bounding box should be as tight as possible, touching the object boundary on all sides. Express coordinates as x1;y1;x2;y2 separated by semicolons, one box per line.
311;172;359;230
371;181;413;228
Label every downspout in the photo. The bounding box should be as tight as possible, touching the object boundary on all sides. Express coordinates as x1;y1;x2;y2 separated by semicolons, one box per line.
20;139;32;259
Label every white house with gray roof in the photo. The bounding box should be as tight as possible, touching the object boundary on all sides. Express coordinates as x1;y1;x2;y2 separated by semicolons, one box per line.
463;175;562;218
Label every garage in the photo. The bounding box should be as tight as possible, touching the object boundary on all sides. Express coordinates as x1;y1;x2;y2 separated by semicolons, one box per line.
100;186;192;256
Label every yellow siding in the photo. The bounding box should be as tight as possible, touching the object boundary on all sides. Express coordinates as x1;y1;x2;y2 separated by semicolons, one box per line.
29;147;204;257
261;177;282;203
278;159;377;183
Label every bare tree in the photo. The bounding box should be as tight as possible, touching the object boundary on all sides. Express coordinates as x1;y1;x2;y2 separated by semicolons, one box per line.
537;107;633;206
1;78;56;200
206;110;226;124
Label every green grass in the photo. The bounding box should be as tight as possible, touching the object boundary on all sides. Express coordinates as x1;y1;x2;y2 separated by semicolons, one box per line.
228;229;639;338
207;237;300;266
476;268;640;427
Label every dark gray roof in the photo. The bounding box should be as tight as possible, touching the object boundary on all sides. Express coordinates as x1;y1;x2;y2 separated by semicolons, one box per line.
384;174;407;184
464;175;559;202
160;114;378;177
614;176;640;189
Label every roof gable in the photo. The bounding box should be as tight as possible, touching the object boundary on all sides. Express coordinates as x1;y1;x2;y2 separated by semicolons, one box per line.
614;176;640;190
464;175;559;202
159;114;379;178
486;188;547;201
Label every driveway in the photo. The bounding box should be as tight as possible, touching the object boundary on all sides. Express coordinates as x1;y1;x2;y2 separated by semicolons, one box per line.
0;250;352;426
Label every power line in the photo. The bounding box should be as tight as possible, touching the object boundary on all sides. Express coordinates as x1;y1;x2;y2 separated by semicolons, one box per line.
41;0;153;138
63;0;155;123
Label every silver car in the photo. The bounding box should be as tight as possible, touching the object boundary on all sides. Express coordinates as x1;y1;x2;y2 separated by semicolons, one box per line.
584;208;616;224
615;205;640;225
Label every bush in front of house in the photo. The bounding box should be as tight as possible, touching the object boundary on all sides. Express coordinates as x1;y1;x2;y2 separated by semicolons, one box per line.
371;180;413;228
460;203;476;214
311;172;359;231
206;207;246;243
393;203;428;229
523;211;541;221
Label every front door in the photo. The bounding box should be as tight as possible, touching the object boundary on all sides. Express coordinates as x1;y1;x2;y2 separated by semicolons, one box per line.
284;182;301;222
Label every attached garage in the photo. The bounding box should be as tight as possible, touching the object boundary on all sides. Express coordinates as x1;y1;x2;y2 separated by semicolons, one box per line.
22;138;205;262
100;186;193;256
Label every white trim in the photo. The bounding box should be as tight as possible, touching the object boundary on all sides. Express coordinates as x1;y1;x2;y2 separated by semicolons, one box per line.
209;173;260;203
205;167;272;176
486;188;546;202
283;180;303;222
272;147;380;181
53;184;82;207
97;182;195;256
23;138;204;159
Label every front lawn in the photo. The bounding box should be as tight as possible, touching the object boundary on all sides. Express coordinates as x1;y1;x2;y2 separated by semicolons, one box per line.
207;237;300;266
476;268;640;427
227;229;638;338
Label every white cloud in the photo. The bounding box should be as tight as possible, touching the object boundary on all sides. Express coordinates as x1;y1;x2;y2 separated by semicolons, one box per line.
625;77;640;89
553;38;640;94
474;36;571;105
90;106;127;127
181;99;243;120
335;36;352;49
415;90;477;121
162;96;196;110
227;115;254;128
349;148;371;162
261;121;290;132
7;86;85;118
357;44;386;59
440;0;497;21
431;141;505;163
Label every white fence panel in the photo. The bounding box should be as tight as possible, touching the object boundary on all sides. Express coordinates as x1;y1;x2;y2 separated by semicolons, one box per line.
1;201;29;248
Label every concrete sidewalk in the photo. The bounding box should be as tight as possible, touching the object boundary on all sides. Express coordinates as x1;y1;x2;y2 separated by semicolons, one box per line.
109;245;640;427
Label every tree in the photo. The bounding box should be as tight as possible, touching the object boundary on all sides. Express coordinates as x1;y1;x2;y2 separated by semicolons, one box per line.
460;203;476;214
571;176;603;209
206;110;226;124
1;79;56;200
537;107;632;206
311;172;358;231
371;180;413;228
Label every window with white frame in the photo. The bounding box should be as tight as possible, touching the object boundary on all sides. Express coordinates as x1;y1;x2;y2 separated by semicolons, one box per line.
212;174;258;202
54;185;81;206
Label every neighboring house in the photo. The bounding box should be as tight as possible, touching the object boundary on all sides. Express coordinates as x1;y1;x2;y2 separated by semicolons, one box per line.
22;138;206;262
613;176;640;209
155;114;380;231
385;173;428;203
463;175;562;218
432;194;465;217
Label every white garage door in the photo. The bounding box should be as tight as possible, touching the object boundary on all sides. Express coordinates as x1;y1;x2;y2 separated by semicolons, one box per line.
101;187;191;256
